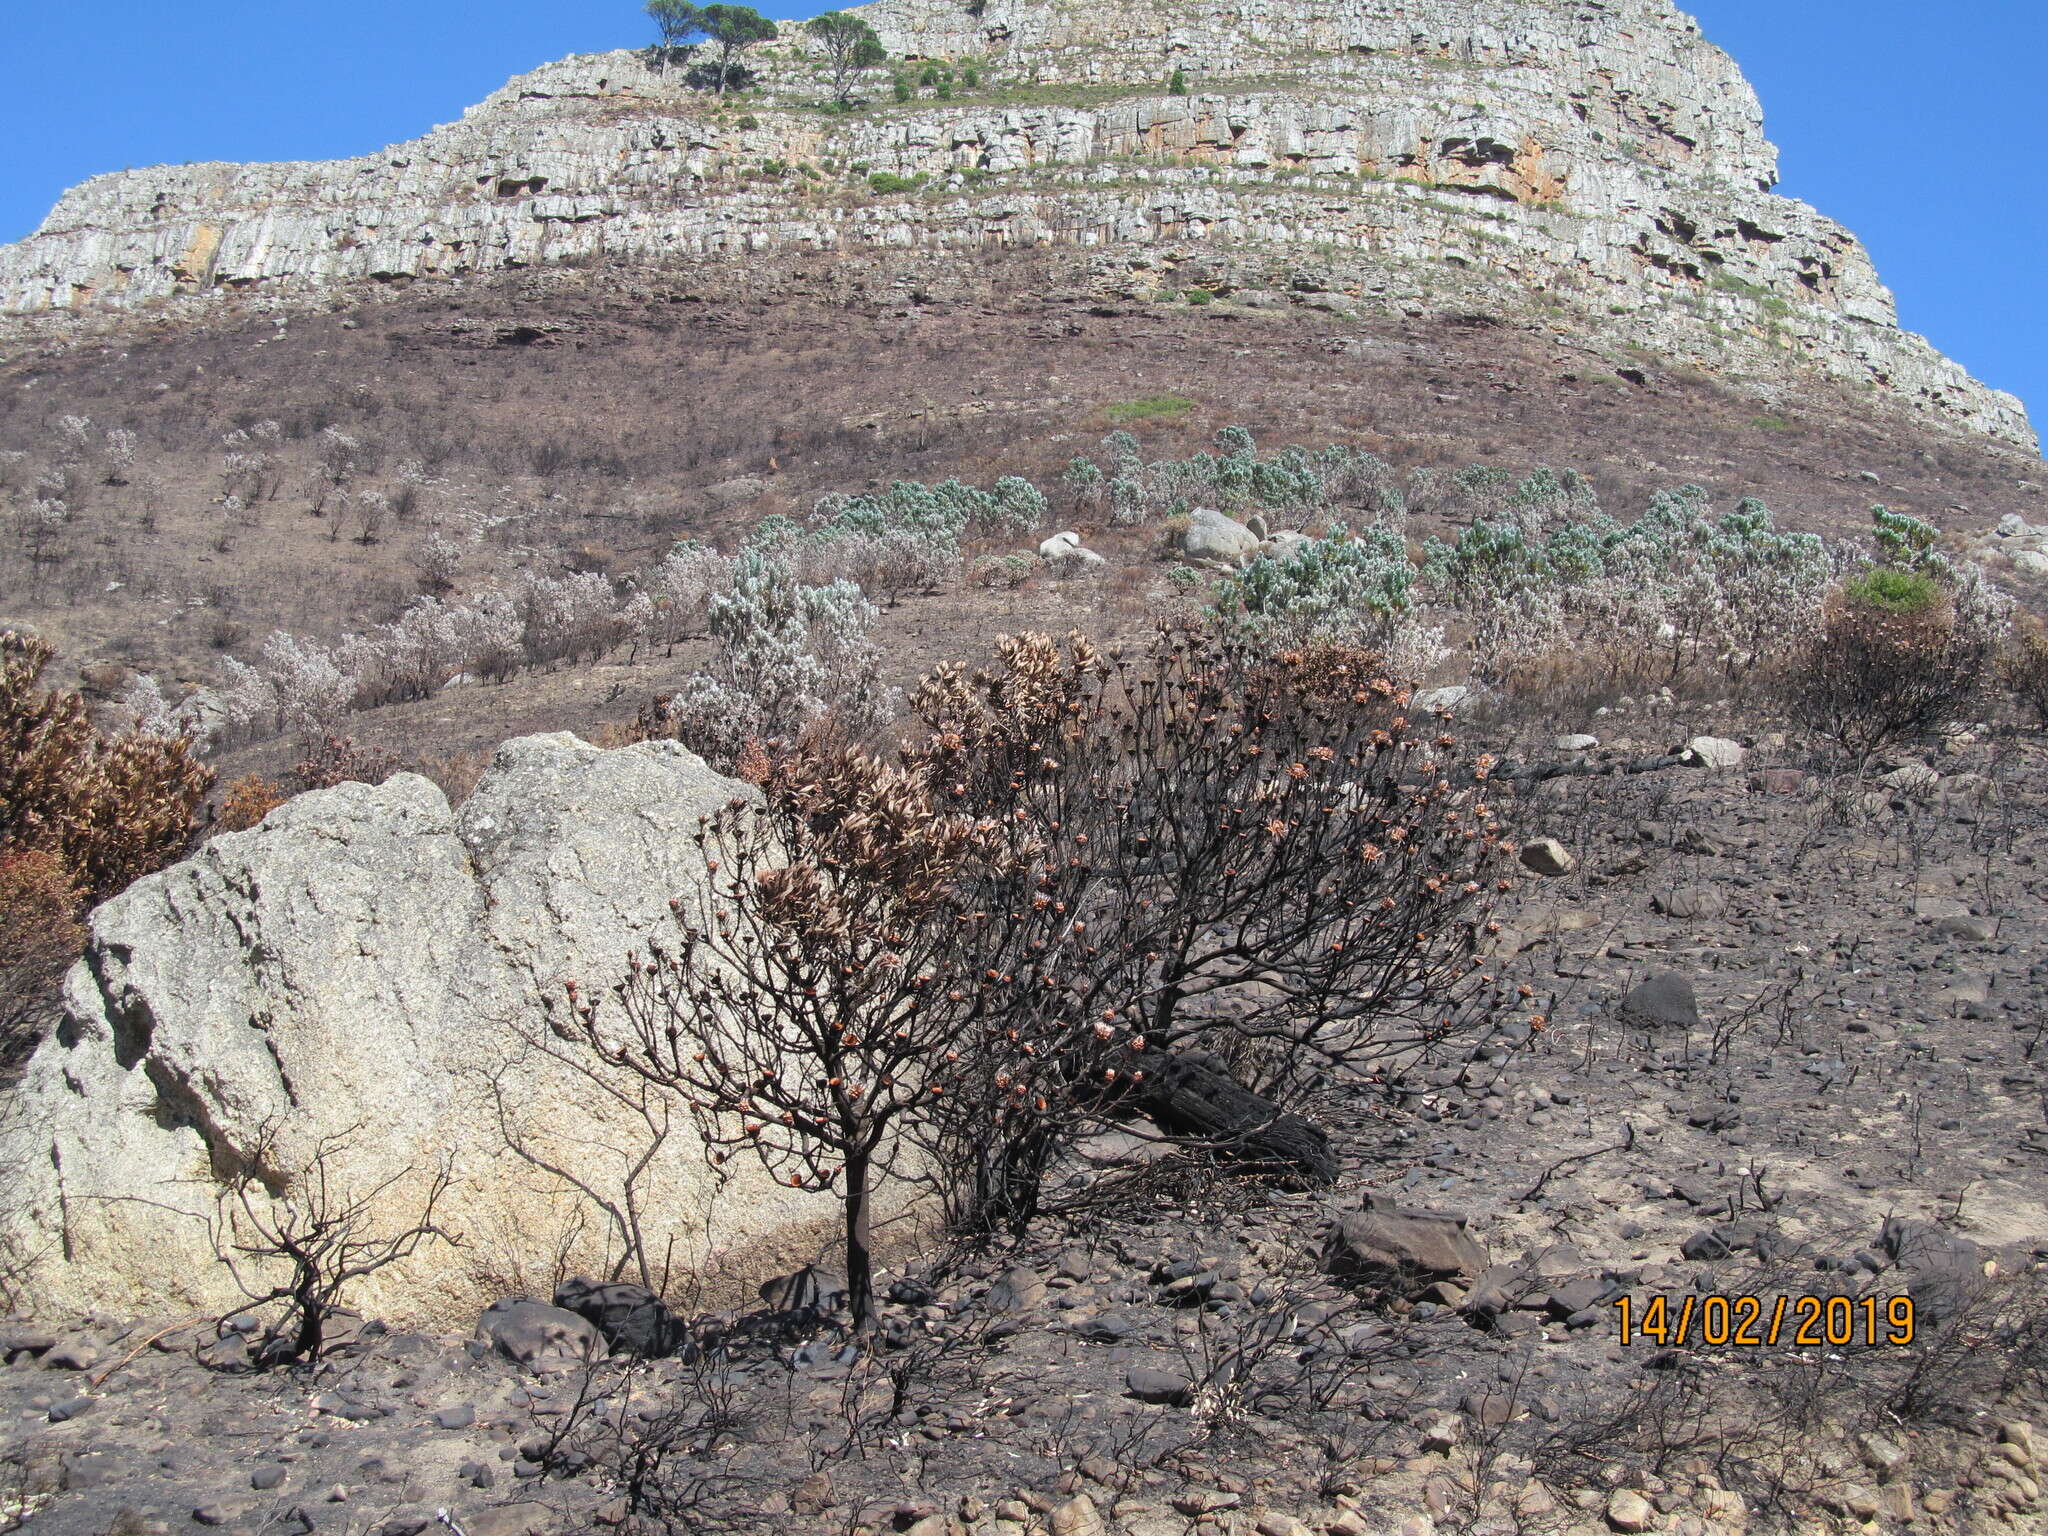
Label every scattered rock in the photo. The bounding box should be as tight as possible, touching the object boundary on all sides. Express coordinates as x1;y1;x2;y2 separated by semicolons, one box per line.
988;1267;1048;1312
1038;530;1083;559
1324;1195;1488;1296
1606;1489;1656;1532
1181;508;1262;565
38;1335;102;1371
1049;1493;1109;1536
1619;971;1700;1028
1652;885;1727;920
758;1266;849;1317
1414;685;1473;714
1555;734;1600;752
1124;1365;1193;1405
553;1277;680;1357
1519;838;1576;877
475;1300;605;1372
1682;736;1744;769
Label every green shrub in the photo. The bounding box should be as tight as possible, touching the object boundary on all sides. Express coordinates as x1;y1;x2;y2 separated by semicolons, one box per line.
867;171;927;194
1104;394;1196;425
1185;288;1214;306
892;74;911;102
734;113;761;131
1842;567;1940;615
1168;67;1189;96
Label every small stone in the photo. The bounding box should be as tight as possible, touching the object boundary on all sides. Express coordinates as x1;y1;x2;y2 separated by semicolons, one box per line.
1414;686;1471;714
197;1334;251;1372
1420;1415;1463;1453
1620;971;1700;1029
1699;1489;1744;1521
435;1402;477;1430
1555;734;1600;752
1681;1229;1733;1262
988;1267;1047;1312
1859;1432;1907;1474
40;1335;102;1371
46;1394;95;1422
1520;838;1577;877
1682;736;1743;770
1516;1484;1557;1518
1125;1365;1193;1405
1653;885;1726;920
1936;915;1996;941
463;1507;553;1536
1605;1489;1656;1531
251;1465;288;1491
1050;1493;1109;1536
1256;1517;1313;1536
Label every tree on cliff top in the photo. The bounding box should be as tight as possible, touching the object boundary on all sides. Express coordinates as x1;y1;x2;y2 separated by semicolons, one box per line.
645;0;701;71
699;4;779;95
806;11;888;108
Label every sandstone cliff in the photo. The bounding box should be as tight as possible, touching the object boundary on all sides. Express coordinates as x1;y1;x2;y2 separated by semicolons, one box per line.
0;734;859;1323
0;0;2032;452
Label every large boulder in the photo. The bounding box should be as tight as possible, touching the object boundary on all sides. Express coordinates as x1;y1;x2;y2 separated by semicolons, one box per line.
1181;507;1262;565
0;733;850;1324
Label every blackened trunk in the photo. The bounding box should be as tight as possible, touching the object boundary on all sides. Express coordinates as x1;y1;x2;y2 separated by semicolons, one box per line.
844;1147;875;1330
1123;1050;1338;1185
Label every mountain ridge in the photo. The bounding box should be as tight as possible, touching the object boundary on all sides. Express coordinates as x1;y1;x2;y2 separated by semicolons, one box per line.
0;0;2035;454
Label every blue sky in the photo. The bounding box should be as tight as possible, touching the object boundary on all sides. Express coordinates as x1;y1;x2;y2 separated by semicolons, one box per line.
0;1;2039;438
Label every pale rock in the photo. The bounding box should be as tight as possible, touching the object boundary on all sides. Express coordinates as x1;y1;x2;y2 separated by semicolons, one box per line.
1682;736;1744;770
1519;838;1576;877
1260;529;1313;559
1414;685;1472;714
1605;1489;1656;1532
2014;551;2048;577
1039;530;1083;559
1050;1495;1109;1536
1182;507;1262;565
1555;734;1600;751
0;734;857;1323
475;1300;604;1373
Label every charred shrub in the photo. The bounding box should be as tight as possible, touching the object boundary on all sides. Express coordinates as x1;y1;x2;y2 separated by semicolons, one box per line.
1783;586;1996;767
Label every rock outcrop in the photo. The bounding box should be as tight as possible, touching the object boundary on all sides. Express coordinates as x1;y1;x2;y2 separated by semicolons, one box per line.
0;0;2031;451
0;734;851;1324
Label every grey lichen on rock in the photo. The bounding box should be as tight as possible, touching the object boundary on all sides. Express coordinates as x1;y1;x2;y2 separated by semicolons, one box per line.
0;0;2032;451
0;733;851;1324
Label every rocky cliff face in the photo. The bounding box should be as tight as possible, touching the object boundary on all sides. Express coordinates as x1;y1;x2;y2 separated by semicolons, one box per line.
0;0;2033;452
